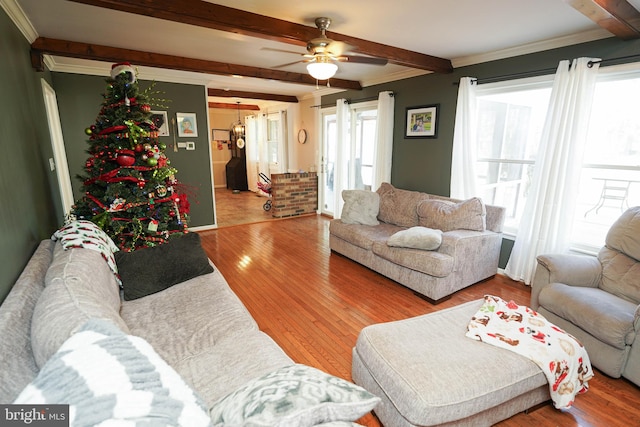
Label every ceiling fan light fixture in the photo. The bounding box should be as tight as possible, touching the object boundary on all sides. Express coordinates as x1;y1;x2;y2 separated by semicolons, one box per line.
307;61;338;80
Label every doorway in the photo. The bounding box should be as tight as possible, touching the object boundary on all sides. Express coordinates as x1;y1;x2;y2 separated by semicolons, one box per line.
319;101;378;218
41;79;74;219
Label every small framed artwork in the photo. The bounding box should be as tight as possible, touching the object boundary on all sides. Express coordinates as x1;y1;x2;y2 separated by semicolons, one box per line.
212;129;230;141
176;112;198;137
405;104;439;138
150;111;169;136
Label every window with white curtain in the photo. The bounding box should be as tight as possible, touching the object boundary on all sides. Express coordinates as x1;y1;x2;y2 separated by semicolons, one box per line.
474;63;640;252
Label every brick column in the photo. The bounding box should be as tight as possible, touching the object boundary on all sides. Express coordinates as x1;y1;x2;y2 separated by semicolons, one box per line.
270;172;318;218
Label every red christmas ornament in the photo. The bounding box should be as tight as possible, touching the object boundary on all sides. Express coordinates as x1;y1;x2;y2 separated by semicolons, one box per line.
134;143;143;153
116;149;136;166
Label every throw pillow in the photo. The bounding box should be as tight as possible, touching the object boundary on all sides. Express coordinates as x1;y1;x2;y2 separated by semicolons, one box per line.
341;190;380;226
387;226;443;250
209;364;380;427
15;319;212;427
417;197;486;232
116;232;214;301
376;183;429;227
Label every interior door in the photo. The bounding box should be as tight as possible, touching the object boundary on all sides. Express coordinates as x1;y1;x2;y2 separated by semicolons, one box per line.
267;111;287;175
41;79;74;219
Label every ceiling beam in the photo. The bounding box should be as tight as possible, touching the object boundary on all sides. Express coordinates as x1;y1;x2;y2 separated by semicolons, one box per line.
30;38;363;90
564;0;640;39
208;102;260;110
208;88;298;103
68;0;453;73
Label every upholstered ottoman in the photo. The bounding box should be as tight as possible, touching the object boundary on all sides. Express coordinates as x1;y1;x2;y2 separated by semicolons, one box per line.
352;300;551;426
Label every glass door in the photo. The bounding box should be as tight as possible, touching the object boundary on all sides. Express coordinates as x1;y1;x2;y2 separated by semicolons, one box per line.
320;111;337;215
320;101;378;217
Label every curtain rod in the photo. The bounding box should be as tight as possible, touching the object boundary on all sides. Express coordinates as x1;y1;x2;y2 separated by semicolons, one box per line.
310;92;394;109
462;53;640;86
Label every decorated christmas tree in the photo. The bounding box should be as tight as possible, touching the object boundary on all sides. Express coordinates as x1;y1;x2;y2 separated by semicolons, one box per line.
71;62;189;251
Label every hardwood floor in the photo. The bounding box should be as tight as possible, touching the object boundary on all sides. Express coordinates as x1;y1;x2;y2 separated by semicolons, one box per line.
214;188;276;228
198;215;640;427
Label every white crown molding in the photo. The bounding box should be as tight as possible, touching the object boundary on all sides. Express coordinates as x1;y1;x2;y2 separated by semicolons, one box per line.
361;68;430;87
1;0;38;42
45;56;213;86
452;28;612;68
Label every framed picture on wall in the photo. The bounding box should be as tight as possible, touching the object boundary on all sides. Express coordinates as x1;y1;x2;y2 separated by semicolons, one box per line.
150;111;169;136
405;104;439;138
176;112;198;137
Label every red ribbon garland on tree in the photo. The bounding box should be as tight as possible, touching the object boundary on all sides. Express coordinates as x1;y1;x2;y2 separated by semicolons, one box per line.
84;165;157;186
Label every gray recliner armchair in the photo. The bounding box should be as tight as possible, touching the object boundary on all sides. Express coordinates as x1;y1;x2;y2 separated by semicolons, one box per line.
531;206;640;385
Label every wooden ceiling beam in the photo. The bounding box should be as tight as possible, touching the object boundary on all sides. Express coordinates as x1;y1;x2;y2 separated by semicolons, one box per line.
208;88;298;103
68;0;453;73
564;0;640;39
208;102;260;110
30;38;362;90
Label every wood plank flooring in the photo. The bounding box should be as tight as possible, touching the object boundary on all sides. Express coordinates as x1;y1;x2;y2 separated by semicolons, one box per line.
198;214;640;427
214;188;275;227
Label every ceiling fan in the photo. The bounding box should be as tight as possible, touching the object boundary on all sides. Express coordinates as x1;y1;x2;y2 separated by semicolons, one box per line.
267;17;388;80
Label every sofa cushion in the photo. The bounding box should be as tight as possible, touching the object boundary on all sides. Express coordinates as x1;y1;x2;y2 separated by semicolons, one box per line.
15;319;211;427
176;330;294;406
417;197;486;232
538;283;636;349
116;232;214;301
376;182;429;227
0;240;53;403
372;241;453;277
329;220;402;251
209;364;380;427
387;226;442;251
340;190;380;226
32;246;128;368
120;267;258;366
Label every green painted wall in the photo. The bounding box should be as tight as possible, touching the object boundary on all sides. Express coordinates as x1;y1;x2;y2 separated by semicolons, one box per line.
0;9;61;303
323;36;640;268
52;73;215;228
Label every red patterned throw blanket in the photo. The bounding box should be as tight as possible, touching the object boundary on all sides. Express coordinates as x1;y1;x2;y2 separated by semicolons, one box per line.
466;295;593;409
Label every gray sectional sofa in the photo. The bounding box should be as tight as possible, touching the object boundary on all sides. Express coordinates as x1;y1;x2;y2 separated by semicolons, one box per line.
0;228;379;426
330;183;506;303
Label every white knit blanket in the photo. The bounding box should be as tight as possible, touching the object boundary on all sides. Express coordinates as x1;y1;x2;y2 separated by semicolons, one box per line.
466;295;594;409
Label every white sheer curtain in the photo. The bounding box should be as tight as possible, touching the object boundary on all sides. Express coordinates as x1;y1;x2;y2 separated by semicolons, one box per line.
450;77;479;199
244;115;259;192
333;99;349;219
505;57;600;284
371;91;395;190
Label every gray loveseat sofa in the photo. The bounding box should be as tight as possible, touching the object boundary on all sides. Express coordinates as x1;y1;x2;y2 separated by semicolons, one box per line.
0;228;379;425
330;183;506;303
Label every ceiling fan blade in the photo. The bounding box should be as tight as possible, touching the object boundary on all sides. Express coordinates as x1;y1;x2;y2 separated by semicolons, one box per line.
325;40;354;56
261;47;304;56
271;60;306;69
336;55;388;66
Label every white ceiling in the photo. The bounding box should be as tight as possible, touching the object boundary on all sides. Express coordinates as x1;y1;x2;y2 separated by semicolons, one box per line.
4;0;621;106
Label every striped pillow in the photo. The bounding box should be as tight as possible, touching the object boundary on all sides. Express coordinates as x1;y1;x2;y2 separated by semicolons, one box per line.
14;319;212;426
